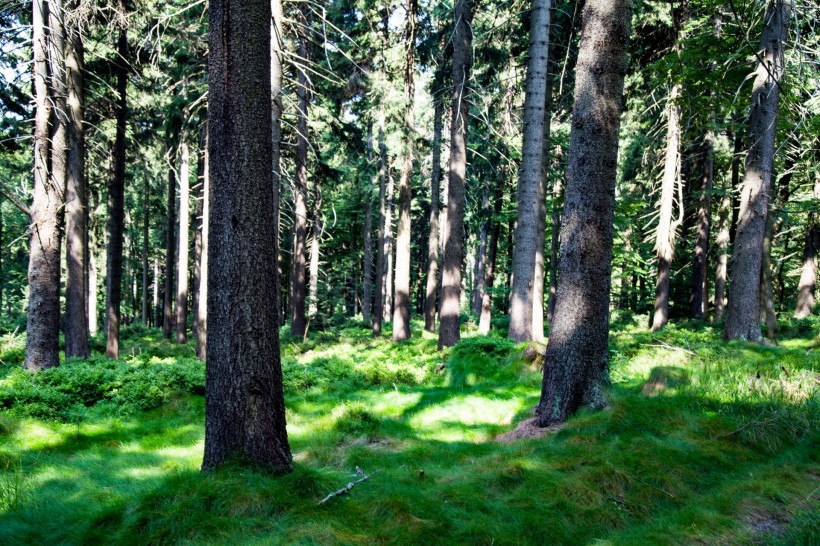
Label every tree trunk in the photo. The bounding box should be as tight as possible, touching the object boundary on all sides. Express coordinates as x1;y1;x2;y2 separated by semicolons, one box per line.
362;190;374;323
509;0;551;342
152;257;159;326
89;239;98;336
64;13;88;357
478;176;504;334
383;169;395;324
372;109;388;336
197;145;209;360
203;0;291;472
761;206;777;339
163;167;176;338
473;178;489;317
424;97;443;333
142;176;150;326
535;0;632;426
192;139;205;337
690;127;714;320
546;174;562;325
271;0;284;323
289;1;311;338
794;172;819;318
307;192;322;318
725;0;791;341
650;82;683;332
392;0;417;342
26;0;62;370
176;139;190;343
438;0;473;349
713;182;731;320
105;2;128;359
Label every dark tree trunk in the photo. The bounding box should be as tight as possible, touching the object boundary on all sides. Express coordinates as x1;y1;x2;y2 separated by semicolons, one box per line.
362;191;374;323
424;98;443;333
203;0;291;472
392;0;417;342
725;0;791;341
760;206;777;340
64;13;88;357
105;2;128;359
176;139;190;343
438;0;473;349
163;167;176;339
509;0;551;342
690;127;714;320
535;0;632;426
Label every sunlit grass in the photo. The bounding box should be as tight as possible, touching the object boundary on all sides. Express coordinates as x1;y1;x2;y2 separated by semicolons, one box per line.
0;316;817;544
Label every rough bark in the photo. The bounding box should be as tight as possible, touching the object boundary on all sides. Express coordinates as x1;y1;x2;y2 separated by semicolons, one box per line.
26;0;63;370
105;2;128;359
690;127;714;320
725;0;791;341
794;173;819;318
176;139;190;343
760;206;777;339
713;182;731;320
438;0;473;349
509;0;551;342
534;0;632;426
64;12;88;357
424;97;443;333
163;167;176;339
203;0;291;472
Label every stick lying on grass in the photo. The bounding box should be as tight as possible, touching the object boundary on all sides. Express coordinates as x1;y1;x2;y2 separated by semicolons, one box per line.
318;469;383;505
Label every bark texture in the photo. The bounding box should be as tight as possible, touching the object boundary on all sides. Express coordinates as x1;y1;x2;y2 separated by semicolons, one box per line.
534;0;632;426
163;167;176;339
761;207;777;339
176;139;190;343
690;128;714;320
725;0;791;341
204;0;291;472
438;0;473;349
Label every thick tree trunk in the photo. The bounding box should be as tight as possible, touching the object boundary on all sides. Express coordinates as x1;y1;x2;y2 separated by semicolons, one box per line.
203;0;291;472
26;0;63;370
438;0;473;349
424;98;443;333
690;127;714;320
196;146;209;360
509;0;551;342
713;182;731;320
650;82;683;332
289;3;311;338
163;167;176;339
725;0;791;341
478;177;504;334
372;109;388;336
534;0;632;426
105;3;128;359
64;14;88;357
176;139;190;343
392;0;417;342
794;173;819;318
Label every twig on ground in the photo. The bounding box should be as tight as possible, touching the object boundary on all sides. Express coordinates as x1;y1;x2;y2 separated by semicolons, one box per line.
713;416;779;439
646;340;696;356
318;469;383;505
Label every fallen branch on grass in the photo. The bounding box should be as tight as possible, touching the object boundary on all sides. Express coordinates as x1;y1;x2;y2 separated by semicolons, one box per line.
318;469;383;505
645;341;696;356
712;416;780;439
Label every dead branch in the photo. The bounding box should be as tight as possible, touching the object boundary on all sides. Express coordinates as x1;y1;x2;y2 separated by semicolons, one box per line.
318;469;382;505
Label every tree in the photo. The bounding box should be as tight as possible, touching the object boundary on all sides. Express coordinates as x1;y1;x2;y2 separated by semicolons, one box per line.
535;0;632;426
203;0;291;472
163;166;176;339
794;166;819;318
271;0;285;323
725;0;792;341
176;137;190;343
423;96;443;333
438;0;473;349
508;0;551;343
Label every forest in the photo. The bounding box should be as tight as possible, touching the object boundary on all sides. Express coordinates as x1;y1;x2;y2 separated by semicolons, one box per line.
0;0;818;543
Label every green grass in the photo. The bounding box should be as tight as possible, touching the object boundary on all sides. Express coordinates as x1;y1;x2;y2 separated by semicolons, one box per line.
0;316;817;544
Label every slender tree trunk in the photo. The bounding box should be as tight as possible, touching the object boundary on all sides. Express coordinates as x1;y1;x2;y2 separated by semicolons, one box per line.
362;192;373;323
142;175;150;326
289;1;311;338
713;181;731;320
176;139;190;343
203;0;291;472
372;109;388;336
478;176;504;334
438;0;473;349
271;0;284;323
794;172;819;318
307;192;322;318
690;126;714;320
424;98;443;333
535;0;632;426
192;140;205;337
473;178;489;317
392;0;417;342
163;167;176;339
105;1;128;359
152;257;158;326
650;81;683;332
761;206;777;339
509;0;551;342
26;0;62;370
64;13;88;357
89;239;98;336
546;174;562;325
725;0;791;341
197;145;209;360
383;169;395;324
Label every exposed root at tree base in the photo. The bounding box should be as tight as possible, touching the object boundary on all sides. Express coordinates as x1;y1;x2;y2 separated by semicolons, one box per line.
496;417;563;443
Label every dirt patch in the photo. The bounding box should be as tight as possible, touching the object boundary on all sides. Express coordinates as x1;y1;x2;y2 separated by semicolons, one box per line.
496;417;562;443
746;510;788;543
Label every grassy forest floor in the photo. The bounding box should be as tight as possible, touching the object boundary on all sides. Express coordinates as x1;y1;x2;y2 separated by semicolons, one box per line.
0;314;818;545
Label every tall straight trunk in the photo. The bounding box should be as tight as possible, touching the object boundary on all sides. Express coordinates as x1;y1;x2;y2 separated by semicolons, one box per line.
473;178;489;317
546;175;562;324
163;167;176;338
509;0;551;342
535;0;632;426
761;206;777;339
392;0;417;342
204;0;291;472
26;0;62;370
64;14;88;357
383;169;395;324
152;257;159;326
105;2;128;359
372;109;388;336
0;202;3;312
89;240;98;335
197;145;209;360
362;193;373;323
141;173;149;326
176;139;190;343
424;98;443;332
729;125;744;244
794;172;819;318
478;176;504;334
690;126;714;320
438;0;473;349
650;81;683;332
307;192;322;318
725;0;791;341
289;1;311;337
271;0;284;322
713;181;731;320
192;141;205;336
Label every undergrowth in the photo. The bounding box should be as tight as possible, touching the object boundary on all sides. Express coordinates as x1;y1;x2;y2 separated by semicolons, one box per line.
0;316;817;544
